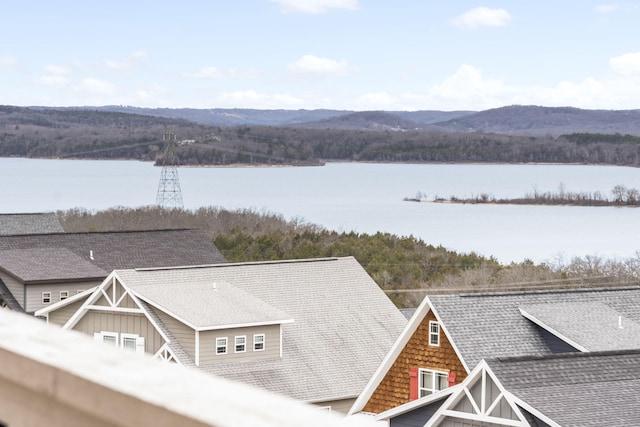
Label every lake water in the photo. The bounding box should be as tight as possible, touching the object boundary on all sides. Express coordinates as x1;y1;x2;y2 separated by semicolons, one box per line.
2;157;639;265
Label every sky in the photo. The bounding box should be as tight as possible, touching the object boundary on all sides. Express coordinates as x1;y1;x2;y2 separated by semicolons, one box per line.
2;1;640;111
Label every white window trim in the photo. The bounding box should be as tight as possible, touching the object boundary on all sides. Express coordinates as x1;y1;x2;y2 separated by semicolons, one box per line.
235;335;246;353
121;333;138;351
418;368;448;398
253;333;265;352
95;331;118;346
60;290;69;300
216;337;228;355
42;292;52;304
429;321;440;347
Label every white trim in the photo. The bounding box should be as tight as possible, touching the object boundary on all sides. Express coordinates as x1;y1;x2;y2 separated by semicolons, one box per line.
195;330;200;366
428;320;440;346
216;337;228;355
418;368;448;397
60;290;69;301
518;307;589;352
35;287;96;317
507;392;562;427
234;335;246;353
440;410;527;427
85;305;144;314
348;296;468;416
42;291;52;304
375;385;460;421
120;333;139;351
253;333;265;351
132;293;293;331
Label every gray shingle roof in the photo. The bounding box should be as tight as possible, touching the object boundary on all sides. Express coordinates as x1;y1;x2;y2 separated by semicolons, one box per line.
0;213;64;235
520;301;640;351
430;287;640;368
131;279;292;329
0;229;226;282
115;257;408;402
487;350;640;426
0;248;107;282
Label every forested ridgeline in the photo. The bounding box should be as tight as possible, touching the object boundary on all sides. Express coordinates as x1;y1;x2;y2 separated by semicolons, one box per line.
57;206;640;307
3;106;640;166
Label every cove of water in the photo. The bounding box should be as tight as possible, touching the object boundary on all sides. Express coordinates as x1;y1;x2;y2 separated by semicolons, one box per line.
2;158;639;264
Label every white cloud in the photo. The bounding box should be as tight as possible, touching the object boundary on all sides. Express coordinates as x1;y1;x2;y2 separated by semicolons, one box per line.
288;55;351;75
0;56;18;69
43;64;72;75
34;75;70;88
595;3;618;13
270;0;357;14
104;51;147;71
78;78;116;95
609;52;640;76
183;66;258;79
451;7;511;29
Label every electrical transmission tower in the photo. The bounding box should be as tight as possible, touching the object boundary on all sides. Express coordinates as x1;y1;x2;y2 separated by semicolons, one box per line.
155;126;184;209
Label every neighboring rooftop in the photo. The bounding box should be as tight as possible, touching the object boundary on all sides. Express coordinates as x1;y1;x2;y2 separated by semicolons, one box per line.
115;256;408;403
430;287;640;369
488;350;640;426
0;229;227;282
0;212;64;235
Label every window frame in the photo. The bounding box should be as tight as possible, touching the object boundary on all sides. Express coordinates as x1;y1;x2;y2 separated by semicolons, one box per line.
235;335;246;353
418;368;449;397
42;292;52;304
100;331;118;346
429;321;440;346
216;337;228;355
121;333;138;352
60;290;69;300
253;333;265;351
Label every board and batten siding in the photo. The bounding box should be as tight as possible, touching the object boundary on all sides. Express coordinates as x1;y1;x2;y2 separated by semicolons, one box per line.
26;280;101;312
48;297;89;326
73;311;164;354
199;324;281;366
151;308;196;360
0;272;24;309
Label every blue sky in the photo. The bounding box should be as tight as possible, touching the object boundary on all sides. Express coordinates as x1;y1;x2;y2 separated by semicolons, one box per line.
2;1;640;111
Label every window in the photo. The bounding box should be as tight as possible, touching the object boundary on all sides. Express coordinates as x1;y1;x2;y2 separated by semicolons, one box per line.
76;290;85;294
419;368;448;397
216;337;228;355
253;334;265;351
101;332;118;346
121;334;138;352
42;292;51;304
429;321;440;346
94;332;144;354
60;290;69;300
235;335;246;353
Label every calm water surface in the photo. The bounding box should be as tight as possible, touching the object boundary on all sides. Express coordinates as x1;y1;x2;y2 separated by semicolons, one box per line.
2;158;639;264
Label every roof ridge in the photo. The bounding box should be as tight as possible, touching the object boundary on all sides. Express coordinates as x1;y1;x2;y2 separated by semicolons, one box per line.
456;285;640;298
133;257;341;272
494;348;640;363
0;228;199;237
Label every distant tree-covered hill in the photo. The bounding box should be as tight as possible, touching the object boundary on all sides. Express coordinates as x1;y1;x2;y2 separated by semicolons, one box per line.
4;105;640;166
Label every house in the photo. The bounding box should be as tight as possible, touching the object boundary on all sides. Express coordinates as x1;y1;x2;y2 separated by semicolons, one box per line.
349;286;640;415
375;349;640;426
0;229;226;313
0;307;378;427
0;212;64;235
35;256;408;413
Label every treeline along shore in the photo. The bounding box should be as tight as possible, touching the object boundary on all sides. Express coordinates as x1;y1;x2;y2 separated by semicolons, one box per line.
58;206;640;308
406;184;640;207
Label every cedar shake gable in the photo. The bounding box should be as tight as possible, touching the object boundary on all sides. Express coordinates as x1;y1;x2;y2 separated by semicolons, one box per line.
361;309;466;414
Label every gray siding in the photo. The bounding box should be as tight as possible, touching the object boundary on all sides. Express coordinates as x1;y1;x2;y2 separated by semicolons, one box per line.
48;297;88;326
389;398;448;427
26;280;100;312
0;272;24;309
311;398;356;415
73;310;164;354
153;308;196;359
200;324;281;366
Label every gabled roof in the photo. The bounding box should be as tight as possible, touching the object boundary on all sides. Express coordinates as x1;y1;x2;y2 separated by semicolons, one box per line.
129;279;292;330
0;248;107;282
350;286;640;415
0;213;64;235
0;229;226;282
98;257;406;403
429;287;640;368
487;350;640;426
